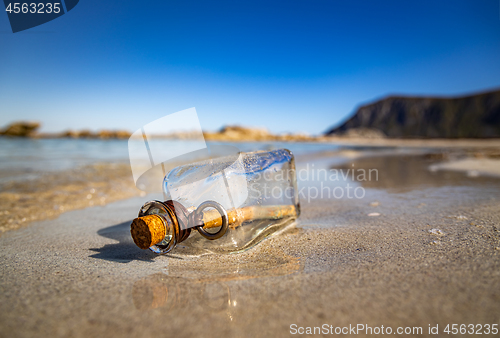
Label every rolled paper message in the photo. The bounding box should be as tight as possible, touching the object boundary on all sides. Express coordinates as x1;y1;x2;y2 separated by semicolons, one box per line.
130;205;297;249
202;205;297;229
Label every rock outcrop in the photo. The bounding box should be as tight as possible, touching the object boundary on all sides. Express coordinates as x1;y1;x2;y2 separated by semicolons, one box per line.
325;89;500;138
203;125;315;142
204;126;273;141
0;121;40;137
61;129;131;139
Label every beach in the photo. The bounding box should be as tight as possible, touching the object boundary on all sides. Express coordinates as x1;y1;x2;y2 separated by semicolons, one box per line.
2;1;500;336
1;139;500;337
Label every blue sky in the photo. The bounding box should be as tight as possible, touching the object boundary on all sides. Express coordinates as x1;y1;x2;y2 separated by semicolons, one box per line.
1;0;499;134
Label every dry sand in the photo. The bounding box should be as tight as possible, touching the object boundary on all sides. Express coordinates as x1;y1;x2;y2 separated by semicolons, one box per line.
320;137;500;150
1;149;500;337
430;158;500;178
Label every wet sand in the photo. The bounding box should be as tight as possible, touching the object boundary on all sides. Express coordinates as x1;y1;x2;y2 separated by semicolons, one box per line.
1;149;500;337
0;163;140;234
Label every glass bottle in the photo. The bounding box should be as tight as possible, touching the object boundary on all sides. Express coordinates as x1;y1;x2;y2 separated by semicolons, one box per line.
130;148;300;254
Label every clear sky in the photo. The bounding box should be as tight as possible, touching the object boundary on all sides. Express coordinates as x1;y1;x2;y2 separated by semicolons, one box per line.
1;0;499;134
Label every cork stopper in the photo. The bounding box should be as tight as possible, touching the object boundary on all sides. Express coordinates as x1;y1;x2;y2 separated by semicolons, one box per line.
130;214;166;249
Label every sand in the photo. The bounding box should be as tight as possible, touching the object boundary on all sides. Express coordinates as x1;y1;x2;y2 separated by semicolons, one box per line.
320;137;500;150
1;148;500;337
430;158;500;178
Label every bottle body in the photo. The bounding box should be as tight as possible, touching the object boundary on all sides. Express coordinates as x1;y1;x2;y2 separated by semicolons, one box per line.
136;148;300;254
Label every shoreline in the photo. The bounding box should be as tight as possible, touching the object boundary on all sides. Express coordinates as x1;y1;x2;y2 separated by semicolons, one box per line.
2;139;500;235
0;162;142;235
3;129;500;149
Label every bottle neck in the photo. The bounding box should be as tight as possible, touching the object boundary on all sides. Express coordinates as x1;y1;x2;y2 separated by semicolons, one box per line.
145;200;191;254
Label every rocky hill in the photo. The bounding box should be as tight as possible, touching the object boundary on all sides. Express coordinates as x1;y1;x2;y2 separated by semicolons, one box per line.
325;89;500;138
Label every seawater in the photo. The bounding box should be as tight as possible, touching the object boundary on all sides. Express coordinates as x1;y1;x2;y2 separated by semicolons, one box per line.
0;138;340;183
0;138;341;234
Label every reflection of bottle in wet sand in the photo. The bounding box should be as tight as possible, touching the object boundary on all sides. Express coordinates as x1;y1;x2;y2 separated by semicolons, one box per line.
132;254;303;311
130;149;300;254
132;274;231;312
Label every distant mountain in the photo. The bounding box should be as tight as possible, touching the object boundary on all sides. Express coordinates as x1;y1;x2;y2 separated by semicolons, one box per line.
325;89;500;138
